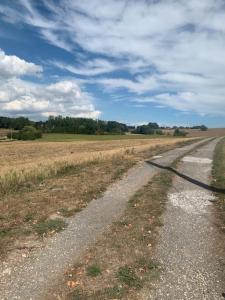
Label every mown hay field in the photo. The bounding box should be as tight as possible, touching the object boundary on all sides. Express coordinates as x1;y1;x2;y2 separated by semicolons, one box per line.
0;137;195;181
163;128;225;137
0;136;197;258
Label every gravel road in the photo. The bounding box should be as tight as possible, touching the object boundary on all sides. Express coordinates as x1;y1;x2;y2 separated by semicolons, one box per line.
142;138;225;300
0;139;210;300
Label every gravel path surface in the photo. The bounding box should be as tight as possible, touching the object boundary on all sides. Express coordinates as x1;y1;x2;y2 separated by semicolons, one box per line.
143;138;225;300
0;139;209;300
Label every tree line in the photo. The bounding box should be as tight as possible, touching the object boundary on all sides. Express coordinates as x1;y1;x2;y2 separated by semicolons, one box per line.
0;116;128;135
0;115;208;137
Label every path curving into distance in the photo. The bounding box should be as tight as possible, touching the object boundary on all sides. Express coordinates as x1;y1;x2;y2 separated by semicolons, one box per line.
143;138;225;300
0;138;211;300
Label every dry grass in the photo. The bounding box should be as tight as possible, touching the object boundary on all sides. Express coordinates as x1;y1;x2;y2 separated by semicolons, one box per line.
48;171;172;300
0;137;197;259
0;155;135;258
212;137;225;229
0;137;194;197
0;129;11;137
164;128;225;137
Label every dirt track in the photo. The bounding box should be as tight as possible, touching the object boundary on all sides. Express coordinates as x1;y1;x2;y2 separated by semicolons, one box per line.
0;139;209;300
142;138;225;299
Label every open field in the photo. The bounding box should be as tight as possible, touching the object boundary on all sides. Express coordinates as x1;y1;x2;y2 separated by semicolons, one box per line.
40;133;169;142
186;128;225;137
164;128;225;137
0;136;197;258
0;137;196;185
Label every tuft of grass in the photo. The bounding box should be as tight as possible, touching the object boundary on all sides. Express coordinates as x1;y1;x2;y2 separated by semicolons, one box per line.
86;264;102;277
61;170;173;299
116;266;142;288
136;256;159;271
23;212;36;222
212;137;225;225
59;207;82;217
33;218;67;236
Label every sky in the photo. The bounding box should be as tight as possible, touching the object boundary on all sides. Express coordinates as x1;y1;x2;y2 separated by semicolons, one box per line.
0;0;225;127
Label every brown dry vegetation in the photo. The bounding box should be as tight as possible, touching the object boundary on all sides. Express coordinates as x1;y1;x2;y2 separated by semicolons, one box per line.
0;138;193;196
47;171;172;300
0;129;11;138
164;128;225;137
186;128;225;137
212;137;225;230
0;137;197;259
0;156;134;258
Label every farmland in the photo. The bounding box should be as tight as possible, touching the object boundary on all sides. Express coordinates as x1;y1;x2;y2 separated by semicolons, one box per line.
164;128;225;137
0;136;195;182
0;136;196;258
40;133;169;142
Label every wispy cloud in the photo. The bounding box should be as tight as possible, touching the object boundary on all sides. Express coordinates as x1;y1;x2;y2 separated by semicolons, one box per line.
1;0;225;116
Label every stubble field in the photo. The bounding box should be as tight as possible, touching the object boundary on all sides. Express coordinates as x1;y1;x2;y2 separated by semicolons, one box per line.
0;137;195;185
0;136;197;258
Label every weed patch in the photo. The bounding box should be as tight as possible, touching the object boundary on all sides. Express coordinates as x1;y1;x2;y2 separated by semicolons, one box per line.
212;137;225;227
116;266;142;288
33;219;67;236
86;265;101;277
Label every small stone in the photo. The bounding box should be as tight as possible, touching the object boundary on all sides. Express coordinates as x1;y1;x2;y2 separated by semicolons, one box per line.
3;268;11;275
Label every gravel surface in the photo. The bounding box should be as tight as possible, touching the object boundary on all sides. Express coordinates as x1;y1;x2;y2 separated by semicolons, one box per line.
142;138;225;300
0;139;210;300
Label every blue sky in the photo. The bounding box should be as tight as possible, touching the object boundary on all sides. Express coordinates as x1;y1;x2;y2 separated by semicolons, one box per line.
0;0;225;127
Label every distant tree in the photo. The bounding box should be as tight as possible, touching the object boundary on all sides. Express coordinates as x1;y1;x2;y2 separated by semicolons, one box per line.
173;128;187;137
191;125;208;131
0;116;32;130
200;125;208;131
1;115;130;136
148;122;159;129
8;126;42;140
133;122;161;135
155;129;163;135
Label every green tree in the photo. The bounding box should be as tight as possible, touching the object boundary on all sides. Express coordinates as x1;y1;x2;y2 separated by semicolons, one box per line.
8;126;42;140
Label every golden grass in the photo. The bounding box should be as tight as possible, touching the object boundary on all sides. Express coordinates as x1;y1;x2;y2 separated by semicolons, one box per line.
0;138;189;196
0;137;197;259
164;128;225;137
0;138;193;191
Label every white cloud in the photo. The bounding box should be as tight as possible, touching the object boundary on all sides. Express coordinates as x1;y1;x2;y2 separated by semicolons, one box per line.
0;78;101;119
0;49;42;78
0;50;100;119
1;0;225;116
50;58;119;76
96;75;158;94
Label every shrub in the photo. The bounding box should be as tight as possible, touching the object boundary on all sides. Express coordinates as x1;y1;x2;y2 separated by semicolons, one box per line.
173;128;187;137
7;126;42;140
155;129;163;135
33;218;67;235
200;125;208;131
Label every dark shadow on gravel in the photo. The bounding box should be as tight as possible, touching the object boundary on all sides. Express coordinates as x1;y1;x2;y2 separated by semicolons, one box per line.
147;161;225;195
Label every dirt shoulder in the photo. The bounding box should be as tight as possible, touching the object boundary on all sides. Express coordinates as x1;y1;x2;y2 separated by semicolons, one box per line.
212;137;225;230
51;171;172;300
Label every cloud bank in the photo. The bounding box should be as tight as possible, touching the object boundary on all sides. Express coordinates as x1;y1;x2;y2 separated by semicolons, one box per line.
1;0;225;117
0;50;100;119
